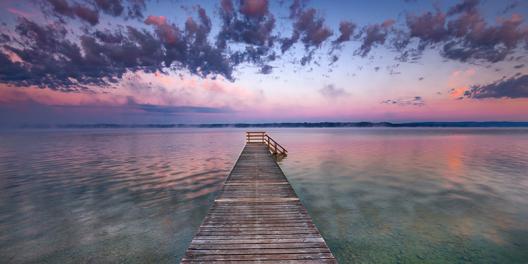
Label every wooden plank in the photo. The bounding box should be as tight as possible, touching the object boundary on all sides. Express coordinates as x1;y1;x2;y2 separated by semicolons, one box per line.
182;253;335;261
181;142;335;263
181;259;337;264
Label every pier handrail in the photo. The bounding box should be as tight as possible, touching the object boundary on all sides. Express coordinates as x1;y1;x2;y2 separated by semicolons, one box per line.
246;131;288;156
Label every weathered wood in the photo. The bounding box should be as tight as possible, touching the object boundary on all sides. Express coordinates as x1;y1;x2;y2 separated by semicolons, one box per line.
181;141;336;263
246;131;288;156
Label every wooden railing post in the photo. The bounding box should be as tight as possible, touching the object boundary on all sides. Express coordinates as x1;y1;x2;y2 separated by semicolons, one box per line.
245;131;287;157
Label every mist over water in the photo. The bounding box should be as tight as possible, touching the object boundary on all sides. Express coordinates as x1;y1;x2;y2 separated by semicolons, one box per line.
1;128;527;263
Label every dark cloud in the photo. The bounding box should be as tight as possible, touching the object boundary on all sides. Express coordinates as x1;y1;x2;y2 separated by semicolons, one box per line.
443;13;527;63
220;0;234;15
216;0;276;69
217;0;275;48
319;84;349;98
45;0;74;17
288;0;306;19
0;11;234;90
402;1;528;63
73;4;100;25
356;19;395;57
282;8;332;52
259;65;273;74
44;0;144;22
123;94;233;114
239;0;268;17
142;9;233;79
95;0;124;16
280;6;333;65
465;74;528;99
144;16;180;44
514;64;524;69
406;11;447;49
333;21;356;46
381;96;425;106
137;104;232;114
502;1;519;14
45;0;100;25
0;33;11;43
2;0;527;93
446;0;479;16
126;0;146;19
4;18;109;90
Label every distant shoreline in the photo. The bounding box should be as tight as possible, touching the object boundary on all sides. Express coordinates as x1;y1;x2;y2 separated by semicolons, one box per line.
11;122;528;129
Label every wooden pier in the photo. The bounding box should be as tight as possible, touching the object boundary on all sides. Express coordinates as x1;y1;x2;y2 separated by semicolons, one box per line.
181;132;336;263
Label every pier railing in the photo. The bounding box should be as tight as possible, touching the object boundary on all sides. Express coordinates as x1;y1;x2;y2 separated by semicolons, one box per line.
246;131;288;156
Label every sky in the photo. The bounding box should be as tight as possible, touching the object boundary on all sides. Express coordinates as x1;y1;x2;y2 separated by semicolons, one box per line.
0;0;527;125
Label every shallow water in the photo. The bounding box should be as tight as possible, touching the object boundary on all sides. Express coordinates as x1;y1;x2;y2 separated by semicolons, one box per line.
0;128;527;263
276;128;528;263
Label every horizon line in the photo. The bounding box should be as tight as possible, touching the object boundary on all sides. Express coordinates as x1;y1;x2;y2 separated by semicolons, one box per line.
5;121;528;129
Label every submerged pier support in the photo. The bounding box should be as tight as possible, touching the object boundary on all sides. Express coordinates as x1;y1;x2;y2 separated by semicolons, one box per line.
181;132;336;263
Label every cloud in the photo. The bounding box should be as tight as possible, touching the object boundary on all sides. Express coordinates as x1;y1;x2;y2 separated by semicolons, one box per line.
465;74;528;99
319;84;349;98
0;6;235;90
95;0;124;16
239;0;268;17
44;0;100;25
43;0;146;24
502;1;519;14
401;1;528;63
216;0;276;68
72;4;99;25
7;8;34;18
1;0;527;93
259;65;273;74
45;0;74;17
381;96;425;106
144;15;180;44
446;0;479;16
280;6;333;65
217;0;275;48
406;10;448;48
127;94;234;114
279;5;332;66
333;21;356;45
356;19;395;57
137;104;232;114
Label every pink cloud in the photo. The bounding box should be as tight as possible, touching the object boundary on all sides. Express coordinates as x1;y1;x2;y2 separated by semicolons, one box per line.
240;0;268;17
7;7;33;17
144;15;167;26
144;15;179;44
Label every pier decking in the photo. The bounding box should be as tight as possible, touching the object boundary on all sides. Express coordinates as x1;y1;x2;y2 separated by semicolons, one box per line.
181;133;336;263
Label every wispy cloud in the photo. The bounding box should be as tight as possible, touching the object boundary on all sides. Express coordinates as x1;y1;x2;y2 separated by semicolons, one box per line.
465;74;528;99
381;96;425;106
319;84;349;98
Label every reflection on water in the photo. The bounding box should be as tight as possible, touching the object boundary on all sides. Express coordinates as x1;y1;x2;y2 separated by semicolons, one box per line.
1;128;528;263
274;128;528;263
0;129;243;263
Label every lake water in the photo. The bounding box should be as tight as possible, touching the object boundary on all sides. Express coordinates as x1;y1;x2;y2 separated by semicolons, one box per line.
0;128;527;263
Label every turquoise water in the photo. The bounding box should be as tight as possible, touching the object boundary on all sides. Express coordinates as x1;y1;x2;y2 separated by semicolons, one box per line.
0;128;527;263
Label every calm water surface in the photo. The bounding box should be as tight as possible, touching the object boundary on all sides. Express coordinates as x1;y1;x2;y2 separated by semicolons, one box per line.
0;128;527;263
